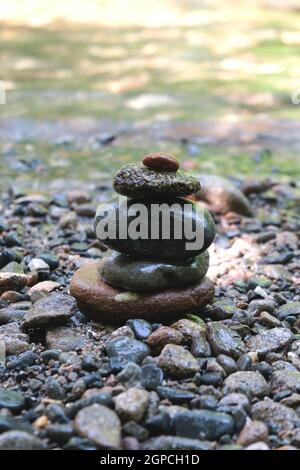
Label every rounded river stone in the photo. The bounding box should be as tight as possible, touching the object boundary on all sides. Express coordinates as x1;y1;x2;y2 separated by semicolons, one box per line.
113;164;200;199
69;261;215;323
99;250;209;291
94;197;215;261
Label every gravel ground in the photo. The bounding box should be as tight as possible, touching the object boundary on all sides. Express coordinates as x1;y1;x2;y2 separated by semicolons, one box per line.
0;178;300;450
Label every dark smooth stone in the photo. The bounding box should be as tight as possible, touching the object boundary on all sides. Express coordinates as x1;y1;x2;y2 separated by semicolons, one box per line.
7;351;36;369
106;336;150;365
157;386;195;404
127;319;152;340
113;163;200;199
0;390;25;412
100;250;209;291
141;364;164;390
172;409;234;440
94;197;215;261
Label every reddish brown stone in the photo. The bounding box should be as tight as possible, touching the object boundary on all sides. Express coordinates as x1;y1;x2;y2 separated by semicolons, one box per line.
142;152;179;172
69;261;214;324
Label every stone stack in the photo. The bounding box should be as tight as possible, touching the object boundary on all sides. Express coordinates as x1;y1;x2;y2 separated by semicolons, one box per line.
70;153;216;323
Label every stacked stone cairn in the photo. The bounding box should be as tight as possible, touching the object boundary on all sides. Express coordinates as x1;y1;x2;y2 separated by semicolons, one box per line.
70;152;216;323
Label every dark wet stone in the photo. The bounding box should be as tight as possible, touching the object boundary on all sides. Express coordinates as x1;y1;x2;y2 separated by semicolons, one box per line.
172;409;234;440
113;163;200;199
127;319;152;340
0;308;26;324
0;389;25;412
39;253;59;270
144;413;171;435
122;421;149;441
63;436;97;450
45;378;65;400
94;198;215;261
116;362;142;387
100;250;209;291
207;322;246;359
106;336;150;365
278;302;300;320
191;334;211;357
141;364;164;390
41;349;62;363
142;435;212;450
216;355;238;375
7;350;36;369
45;423;74;445
157;386;195;404
0;431;45;450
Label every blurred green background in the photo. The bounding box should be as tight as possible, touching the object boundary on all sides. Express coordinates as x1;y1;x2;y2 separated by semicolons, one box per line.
1;0;300;192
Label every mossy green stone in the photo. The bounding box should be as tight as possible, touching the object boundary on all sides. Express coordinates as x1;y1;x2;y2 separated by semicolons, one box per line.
113;164;200;199
100;250;209;292
94;197;215;261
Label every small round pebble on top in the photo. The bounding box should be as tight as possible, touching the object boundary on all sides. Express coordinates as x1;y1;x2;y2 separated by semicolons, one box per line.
142;152;179;172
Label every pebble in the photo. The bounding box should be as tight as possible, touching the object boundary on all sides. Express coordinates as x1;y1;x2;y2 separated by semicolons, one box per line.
191;334;211;358
126;319;152;340
106;337;150;365
216;355;238;375
29;280;61;302
207;322;246;359
7;350;36;369
114;388;149;422
0;430;45;450
171;318;206;342
28;258;50;272
157;386;195;404
100;251;209;291
0;308;26;324
277;302;300;320
269;370;300;394
75;404;121;449
0;272;28;295
246;328;294;355
252;398;300;432
224;371;269;397
142;435;212;450
23;292;77;330
194;174;253;217
113;163;200;199
95;199;215;261
142;152;180;172
0;390;25;412
46;327;86;351
157;344;200;378
45;379;65;400
237;420;269;446
141;364;164;390
147;326;183;354
172;409;234;441
116;362;142;387
0;323;29;355
122;421;148;441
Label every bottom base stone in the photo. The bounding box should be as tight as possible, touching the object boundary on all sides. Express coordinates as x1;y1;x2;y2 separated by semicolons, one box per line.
70;261;215;324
